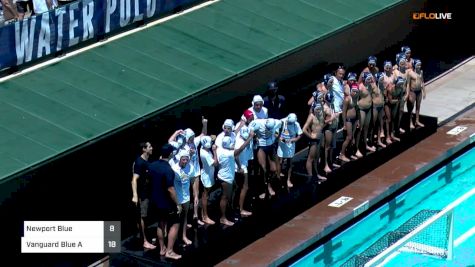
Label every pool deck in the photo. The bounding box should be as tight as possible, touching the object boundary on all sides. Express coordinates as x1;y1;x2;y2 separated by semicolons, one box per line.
420;56;475;125
218;59;475;267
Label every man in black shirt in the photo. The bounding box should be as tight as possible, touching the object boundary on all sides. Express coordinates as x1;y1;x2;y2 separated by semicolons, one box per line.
131;142;156;249
148;144;182;260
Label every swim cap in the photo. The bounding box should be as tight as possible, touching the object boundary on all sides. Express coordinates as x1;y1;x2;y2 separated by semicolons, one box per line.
323;74;333;85
347;72;357;81
414;59;422;66
265;119;276;130
243;109;254;121
401;46;411;54
363;72;373;83
201;136;212;149
368;56;377;65
252;95;264;105
287;113;297;124
184;128;195;141
375;72;384;82
222;136;232;149
177;149;190;159
315;91;324;102
240;126;250;140
175;134;185;147
222;119;234;130
397;54;406;64
313;103;323;113
249;121;260;132
384;61;392;68
395;53;403;63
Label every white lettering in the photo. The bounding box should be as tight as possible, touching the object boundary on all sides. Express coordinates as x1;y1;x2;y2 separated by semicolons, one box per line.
55;7;66;51
68;2;80;47
440;13;452;20
132;0;143;22
119;0;131;27
146;0;156;18
37;13;51;58
82;1;95;41
15;18;36;65
106;0;117;33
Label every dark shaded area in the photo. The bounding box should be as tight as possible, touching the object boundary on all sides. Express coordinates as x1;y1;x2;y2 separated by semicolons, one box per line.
0;0;471;266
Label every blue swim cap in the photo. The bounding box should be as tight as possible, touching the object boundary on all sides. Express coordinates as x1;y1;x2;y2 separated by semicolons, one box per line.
347;72;357;81
368;56;377;65
313;91;325;102
318;91;324;101
325;91;334;103
401;46;411;54
384;61;392;68
313;103;323;112
363;72;373;83
414;59;422;66
397;54;406;64
323;74;333;85
375;72;384;82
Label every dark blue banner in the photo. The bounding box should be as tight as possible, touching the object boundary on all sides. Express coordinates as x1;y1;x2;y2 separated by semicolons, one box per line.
0;0;205;70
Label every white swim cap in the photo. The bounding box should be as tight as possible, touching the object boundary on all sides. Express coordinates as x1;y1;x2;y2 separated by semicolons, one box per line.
287;113;297;124
177;149;190;159
265;119;276;130
252;95;264;105
249;121;260;132
222;119;235;130
222;136;233;149
240;126;250;140
201;136;212;149
175;134;185;147
184;128;195;141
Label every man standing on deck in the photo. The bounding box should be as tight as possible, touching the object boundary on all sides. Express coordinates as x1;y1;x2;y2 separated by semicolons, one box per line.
331;66;346;115
148;144;182;260
263;81;286;119
406;59;426;129
131;142;156;250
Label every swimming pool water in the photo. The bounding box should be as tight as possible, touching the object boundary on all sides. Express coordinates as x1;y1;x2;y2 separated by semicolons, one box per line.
291;147;475;267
